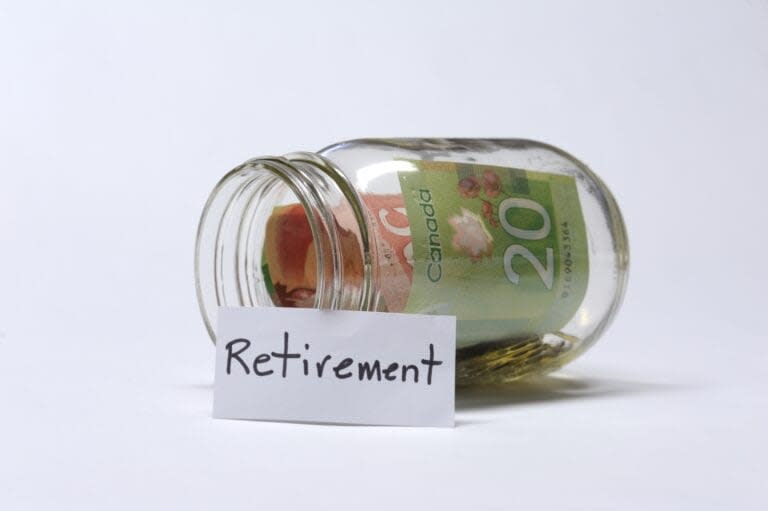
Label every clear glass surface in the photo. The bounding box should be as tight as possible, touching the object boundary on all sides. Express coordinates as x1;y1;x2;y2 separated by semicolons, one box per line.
195;139;629;383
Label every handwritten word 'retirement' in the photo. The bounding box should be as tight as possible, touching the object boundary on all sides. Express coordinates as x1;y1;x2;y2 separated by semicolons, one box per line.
224;332;445;385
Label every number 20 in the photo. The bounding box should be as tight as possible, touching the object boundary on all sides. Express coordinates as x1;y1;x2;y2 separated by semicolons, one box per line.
499;198;554;289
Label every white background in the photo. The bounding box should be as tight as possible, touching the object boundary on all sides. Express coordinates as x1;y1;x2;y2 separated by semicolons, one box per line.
1;1;766;509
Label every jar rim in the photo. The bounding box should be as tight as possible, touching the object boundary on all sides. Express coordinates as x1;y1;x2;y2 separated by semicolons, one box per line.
194;154;373;343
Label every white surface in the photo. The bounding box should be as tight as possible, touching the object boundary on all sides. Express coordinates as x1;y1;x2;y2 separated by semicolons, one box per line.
214;308;455;426
1;1;767;509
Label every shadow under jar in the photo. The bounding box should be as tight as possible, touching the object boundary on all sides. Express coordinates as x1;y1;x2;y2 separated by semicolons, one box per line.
195;139;629;385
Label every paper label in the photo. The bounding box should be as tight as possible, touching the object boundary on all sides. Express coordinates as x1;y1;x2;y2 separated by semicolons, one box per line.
213;307;456;427
397;161;589;345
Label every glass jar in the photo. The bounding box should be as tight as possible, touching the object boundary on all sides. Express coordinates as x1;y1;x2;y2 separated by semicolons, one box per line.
195;139;629;384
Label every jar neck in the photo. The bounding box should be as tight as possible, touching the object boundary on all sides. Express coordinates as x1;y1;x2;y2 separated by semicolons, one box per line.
195;152;373;342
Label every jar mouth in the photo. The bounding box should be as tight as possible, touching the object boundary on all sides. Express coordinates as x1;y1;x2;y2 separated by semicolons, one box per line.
195;155;372;343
